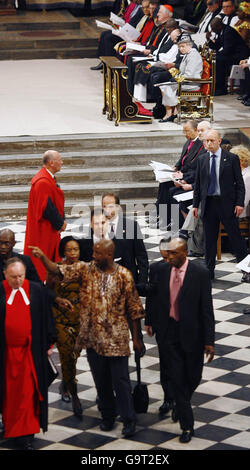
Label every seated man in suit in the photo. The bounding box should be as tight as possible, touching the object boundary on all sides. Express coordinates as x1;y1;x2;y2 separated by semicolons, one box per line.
198;0;221;33
126;7;178;116
145;237;215;443
90;0;144;70
132;27;181;115
179;120;212;255
216;0;239;27
207;17;249;95
155;119;205;230
183;0;207;26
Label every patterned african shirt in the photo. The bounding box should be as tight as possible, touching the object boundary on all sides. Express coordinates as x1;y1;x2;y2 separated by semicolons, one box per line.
59;261;144;357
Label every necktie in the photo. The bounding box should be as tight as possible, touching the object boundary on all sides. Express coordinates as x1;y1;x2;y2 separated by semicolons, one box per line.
109;223;115;239
170;269;182;322
181;140;194;166
207;154;217;195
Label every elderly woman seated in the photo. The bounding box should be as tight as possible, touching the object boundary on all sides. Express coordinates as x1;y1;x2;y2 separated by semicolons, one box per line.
157;33;203;122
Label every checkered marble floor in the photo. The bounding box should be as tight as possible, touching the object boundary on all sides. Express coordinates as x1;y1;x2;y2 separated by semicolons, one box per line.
0;217;250;452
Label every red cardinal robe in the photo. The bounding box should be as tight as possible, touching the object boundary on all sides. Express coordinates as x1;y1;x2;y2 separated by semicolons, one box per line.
24;167;65;281
2;280;43;438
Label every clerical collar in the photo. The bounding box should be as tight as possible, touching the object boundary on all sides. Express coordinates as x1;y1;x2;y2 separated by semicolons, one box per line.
45;168;55;179
7;287;30;305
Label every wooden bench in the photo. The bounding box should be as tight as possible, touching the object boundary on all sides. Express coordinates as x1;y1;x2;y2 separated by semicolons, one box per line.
217;218;250;260
100;56;152;126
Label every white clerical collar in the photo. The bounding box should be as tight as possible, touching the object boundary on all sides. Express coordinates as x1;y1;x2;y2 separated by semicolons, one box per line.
45;168;55;179
7;287;30;305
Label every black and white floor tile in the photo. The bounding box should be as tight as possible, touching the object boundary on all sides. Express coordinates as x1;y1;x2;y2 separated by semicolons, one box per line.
0;217;250;452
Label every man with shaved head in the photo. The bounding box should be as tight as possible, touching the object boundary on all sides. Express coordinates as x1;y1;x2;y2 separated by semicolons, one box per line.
145;237;214;443
31;238;144;438
193;129;248;280
24;150;66;281
0;229;40;282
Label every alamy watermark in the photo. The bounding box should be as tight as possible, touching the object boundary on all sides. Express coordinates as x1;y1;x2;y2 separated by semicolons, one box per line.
69;196;181;240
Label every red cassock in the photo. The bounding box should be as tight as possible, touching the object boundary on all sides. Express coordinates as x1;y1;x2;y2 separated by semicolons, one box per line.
2;280;43;438
24;167;65;281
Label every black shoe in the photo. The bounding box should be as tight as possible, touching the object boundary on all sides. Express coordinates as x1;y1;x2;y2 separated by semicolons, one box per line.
72;394;83;417
122;420;136;438
159;114;177;123
243;307;250;314
59;382;71;403
171;405;179;423
239;94;249;102
90;62;103;71
241;272;250;283
19;435;35;450
179;429;194;443
100;419;115;431
179;230;189;241
188;251;204;257
158;400;173;415
243;98;250;106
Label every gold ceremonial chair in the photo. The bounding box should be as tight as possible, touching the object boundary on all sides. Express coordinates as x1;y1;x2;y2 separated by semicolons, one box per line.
154;46;216;123
175;47;216;123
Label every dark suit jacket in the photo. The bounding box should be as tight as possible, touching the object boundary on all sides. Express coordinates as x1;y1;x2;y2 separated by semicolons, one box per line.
175;138;205;184
115;216;149;288
193;149;246;218
0;251;41;283
184;0;207;25
198;7;221;32
145;259;215;352
129;8;144;28
209;25;250;63
78;232;130;271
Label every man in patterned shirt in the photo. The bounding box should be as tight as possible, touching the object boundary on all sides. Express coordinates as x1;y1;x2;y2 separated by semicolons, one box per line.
30;239;144;438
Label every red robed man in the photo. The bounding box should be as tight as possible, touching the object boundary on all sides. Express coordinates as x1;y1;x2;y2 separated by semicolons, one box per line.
0;258;57;450
24;150;66;281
